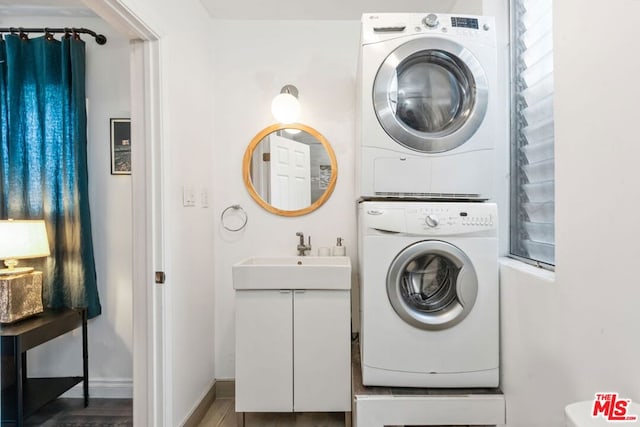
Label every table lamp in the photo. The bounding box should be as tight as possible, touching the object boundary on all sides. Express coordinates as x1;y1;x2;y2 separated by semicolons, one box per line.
0;219;50;323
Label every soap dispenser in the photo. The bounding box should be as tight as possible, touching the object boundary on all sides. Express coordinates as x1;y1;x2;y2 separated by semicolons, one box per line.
333;237;346;256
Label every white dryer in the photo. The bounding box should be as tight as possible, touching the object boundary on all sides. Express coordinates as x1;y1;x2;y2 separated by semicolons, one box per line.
358;201;499;387
356;13;498;200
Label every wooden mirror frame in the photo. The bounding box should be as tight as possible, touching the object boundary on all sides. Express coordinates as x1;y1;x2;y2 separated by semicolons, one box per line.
242;123;338;217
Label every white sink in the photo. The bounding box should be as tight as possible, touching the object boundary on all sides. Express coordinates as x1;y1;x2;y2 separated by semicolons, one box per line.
232;256;351;290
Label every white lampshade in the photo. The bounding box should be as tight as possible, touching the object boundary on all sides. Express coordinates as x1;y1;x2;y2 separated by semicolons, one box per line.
0;219;50;275
271;92;301;124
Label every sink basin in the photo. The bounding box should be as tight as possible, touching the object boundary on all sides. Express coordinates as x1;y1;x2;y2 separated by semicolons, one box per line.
232;256;351;290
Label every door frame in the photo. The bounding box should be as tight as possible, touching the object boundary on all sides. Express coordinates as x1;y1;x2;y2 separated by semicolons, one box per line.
81;1;165;425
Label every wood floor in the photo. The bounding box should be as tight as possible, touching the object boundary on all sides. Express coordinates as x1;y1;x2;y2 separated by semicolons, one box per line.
24;398;133;426
21;397;345;427
197;398;347;427
21;396;479;427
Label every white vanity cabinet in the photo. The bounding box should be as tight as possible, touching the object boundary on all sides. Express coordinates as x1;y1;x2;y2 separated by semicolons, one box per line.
235;289;293;412
292;289;350;411
233;256;351;414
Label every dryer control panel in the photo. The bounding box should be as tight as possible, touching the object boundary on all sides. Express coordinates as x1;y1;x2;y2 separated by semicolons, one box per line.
360;201;497;236
361;13;496;46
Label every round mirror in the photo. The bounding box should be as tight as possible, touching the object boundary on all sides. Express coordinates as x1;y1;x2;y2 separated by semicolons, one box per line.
243;123;338;216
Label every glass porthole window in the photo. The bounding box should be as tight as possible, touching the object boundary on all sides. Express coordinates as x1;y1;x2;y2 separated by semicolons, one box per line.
374;38;488;153
386;240;478;330
394;50;475;135
399;253;459;313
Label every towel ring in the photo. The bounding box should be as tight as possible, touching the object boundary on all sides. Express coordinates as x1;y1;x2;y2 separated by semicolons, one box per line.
221;204;248;232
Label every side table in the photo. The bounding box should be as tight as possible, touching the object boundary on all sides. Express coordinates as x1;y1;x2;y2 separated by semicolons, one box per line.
0;308;88;426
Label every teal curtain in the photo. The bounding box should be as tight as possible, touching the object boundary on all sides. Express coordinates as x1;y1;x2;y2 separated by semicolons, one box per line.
0;34;101;318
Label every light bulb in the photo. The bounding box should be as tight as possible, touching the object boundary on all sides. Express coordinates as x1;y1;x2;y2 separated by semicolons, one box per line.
271;93;301;124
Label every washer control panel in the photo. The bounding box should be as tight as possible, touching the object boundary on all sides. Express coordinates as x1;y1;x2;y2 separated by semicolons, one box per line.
407;206;494;228
360;202;497;236
409;205;496;235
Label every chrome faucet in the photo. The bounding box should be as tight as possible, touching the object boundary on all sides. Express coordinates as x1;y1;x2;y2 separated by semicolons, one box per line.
296;232;312;256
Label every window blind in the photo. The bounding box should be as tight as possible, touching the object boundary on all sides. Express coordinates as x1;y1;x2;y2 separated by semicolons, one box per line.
510;0;555;266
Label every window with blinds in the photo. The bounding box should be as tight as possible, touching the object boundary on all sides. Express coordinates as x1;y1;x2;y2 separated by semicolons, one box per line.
510;0;555;267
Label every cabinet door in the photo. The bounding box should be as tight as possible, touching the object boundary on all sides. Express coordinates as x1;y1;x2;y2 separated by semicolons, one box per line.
293;290;351;412
235;290;293;412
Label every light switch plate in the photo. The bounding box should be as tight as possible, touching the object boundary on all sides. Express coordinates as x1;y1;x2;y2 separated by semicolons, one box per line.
183;185;196;207
200;188;209;208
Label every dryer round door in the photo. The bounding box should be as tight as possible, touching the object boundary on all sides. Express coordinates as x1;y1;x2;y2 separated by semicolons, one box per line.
373;37;488;153
387;240;478;330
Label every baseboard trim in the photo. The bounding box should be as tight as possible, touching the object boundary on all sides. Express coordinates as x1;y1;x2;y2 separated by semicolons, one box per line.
61;378;133;399
215;379;235;398
183;380;217;427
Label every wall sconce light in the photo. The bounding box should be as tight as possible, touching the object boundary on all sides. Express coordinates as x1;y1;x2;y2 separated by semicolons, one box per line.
271;84;301;124
0;219;51;276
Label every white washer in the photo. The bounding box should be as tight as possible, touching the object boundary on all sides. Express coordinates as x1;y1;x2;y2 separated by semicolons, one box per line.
356;13;498;200
358;201;499;387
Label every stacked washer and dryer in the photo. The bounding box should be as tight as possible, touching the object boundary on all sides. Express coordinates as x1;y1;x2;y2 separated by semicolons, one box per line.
356;13;500;388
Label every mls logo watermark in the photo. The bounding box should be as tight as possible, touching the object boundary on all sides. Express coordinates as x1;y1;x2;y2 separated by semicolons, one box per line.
592;393;638;422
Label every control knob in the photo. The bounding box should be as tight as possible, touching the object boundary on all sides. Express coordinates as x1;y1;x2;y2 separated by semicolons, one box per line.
425;214;439;228
423;14;439;28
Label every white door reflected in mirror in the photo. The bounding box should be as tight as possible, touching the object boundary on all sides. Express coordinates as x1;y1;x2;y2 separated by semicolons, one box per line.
268;135;311;211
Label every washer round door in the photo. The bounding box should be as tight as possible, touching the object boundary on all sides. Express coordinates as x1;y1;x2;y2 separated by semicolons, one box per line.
387;240;478;330
373;37;488;153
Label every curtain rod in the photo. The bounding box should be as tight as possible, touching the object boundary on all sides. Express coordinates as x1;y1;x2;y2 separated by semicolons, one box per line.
0;27;107;45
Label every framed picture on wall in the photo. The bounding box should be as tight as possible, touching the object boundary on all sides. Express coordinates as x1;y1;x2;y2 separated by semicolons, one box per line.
110;118;131;175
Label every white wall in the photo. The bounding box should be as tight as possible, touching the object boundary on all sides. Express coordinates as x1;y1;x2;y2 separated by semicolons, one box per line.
211;20;360;379
499;1;640;426
107;0;218;424
203;0;481;20
0;14;134;397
